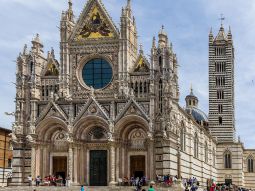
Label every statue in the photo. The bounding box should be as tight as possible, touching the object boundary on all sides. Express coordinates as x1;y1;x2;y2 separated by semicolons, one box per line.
107;132;114;142
65;133;73;143
26;135;35;143
9;133;18;143
90;86;95;97
109;120;114;133
29;124;36;134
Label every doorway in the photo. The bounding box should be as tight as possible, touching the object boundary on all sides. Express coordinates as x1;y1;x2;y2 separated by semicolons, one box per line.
89;150;107;186
130;155;145;178
53;156;67;183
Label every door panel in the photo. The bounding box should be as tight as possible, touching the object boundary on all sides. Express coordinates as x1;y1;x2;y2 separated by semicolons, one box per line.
130;155;145;178
90;150;107;186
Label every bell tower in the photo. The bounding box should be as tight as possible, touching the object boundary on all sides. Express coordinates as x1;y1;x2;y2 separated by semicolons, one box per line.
208;24;235;142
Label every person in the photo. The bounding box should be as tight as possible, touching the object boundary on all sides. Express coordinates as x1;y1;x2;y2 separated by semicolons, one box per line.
35;176;40;187
66;175;70;187
28;175;32;186
148;185;155;191
80;185;85;191
185;186;190;191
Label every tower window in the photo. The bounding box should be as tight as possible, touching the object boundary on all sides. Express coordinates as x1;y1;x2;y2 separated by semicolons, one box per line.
215;47;226;56
219;116;223;125
224;152;232;169
218;104;223;113
159;56;163;73
248;158;254;173
30;61;34;75
217;90;224;99
215;62;226;73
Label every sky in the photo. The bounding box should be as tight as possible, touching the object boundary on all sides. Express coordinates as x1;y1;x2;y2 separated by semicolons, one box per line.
0;0;255;148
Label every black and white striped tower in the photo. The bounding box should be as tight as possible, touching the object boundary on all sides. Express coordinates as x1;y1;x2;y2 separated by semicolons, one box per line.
208;23;236;142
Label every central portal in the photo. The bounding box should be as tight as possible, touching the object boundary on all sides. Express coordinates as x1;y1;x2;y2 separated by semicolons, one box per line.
130;155;145;178
53;156;67;181
90;150;107;186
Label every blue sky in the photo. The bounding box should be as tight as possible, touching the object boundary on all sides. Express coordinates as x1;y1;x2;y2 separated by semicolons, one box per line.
0;0;255;148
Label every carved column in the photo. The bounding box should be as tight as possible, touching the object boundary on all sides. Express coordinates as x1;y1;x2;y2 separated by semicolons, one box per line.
31;145;36;179
68;145;73;183
109;143;116;185
73;146;78;183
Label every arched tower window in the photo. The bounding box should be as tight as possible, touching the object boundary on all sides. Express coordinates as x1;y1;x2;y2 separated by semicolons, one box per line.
247;157;254;173
30;61;34;75
194;133;199;158
159;56;162;73
224;151;232;169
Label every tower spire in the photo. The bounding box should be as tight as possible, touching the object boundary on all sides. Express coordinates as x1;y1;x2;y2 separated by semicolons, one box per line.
67;0;74;21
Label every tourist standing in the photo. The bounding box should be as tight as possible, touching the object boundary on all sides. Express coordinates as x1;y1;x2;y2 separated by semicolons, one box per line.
35;176;40;186
66;175;71;187
27;175;32;186
80;185;85;191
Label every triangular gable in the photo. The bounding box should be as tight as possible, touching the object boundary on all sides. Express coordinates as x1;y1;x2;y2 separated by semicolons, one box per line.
115;98;150;123
133;54;150;73
36;101;68;124
73;96;110;125
42;59;59;77
70;0;119;41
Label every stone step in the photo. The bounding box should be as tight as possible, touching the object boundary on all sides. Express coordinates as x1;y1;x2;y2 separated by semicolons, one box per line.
0;186;173;191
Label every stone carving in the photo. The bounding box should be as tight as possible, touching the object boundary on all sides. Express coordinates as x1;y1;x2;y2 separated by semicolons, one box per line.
9;133;18;143
26;135;35;143
107;132;114;142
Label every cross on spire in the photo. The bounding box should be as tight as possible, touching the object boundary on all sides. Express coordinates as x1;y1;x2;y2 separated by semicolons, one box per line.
219;13;225;26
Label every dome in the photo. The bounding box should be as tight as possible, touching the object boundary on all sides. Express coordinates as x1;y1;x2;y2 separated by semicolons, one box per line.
185;107;208;123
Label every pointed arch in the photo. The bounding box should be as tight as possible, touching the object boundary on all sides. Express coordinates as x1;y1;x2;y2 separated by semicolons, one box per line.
247;155;254;173
224;149;232;169
194;132;199;158
180;123;186;152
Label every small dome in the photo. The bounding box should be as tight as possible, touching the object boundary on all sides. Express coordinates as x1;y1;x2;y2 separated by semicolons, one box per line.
185;87;208;126
185;107;208;123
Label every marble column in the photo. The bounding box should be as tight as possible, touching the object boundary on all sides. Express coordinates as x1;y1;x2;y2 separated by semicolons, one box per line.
31;145;36;179
109;143;117;185
73;147;78;183
149;140;154;180
68;146;73;183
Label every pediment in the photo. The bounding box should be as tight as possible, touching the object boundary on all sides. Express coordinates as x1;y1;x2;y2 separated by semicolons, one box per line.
36;101;68;124
133;54;150;73
74;97;110;125
70;0;119;42
115;99;150;123
42;58;59;77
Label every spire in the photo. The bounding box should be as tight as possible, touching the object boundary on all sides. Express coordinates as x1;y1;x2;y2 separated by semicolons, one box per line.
152;36;156;49
190;84;194;96
32;34;44;54
139;44;143;54
158;25;168;46
125;0;132;18
67;0;74;21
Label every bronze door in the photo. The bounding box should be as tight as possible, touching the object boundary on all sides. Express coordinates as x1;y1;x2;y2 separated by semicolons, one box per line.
130;155;145;178
53;156;67;180
90;150;107;186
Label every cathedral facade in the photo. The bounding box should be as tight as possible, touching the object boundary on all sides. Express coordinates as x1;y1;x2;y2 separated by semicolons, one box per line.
10;0;255;188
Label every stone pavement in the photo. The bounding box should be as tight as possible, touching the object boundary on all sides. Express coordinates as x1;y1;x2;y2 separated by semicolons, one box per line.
0;186;173;191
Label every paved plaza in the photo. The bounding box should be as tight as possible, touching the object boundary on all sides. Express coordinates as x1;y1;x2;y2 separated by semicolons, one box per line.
0;186;173;191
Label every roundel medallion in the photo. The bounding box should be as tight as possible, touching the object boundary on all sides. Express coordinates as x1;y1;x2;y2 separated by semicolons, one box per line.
82;58;113;89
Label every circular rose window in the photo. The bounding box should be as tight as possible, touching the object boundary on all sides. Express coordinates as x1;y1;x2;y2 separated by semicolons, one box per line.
82;58;113;89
